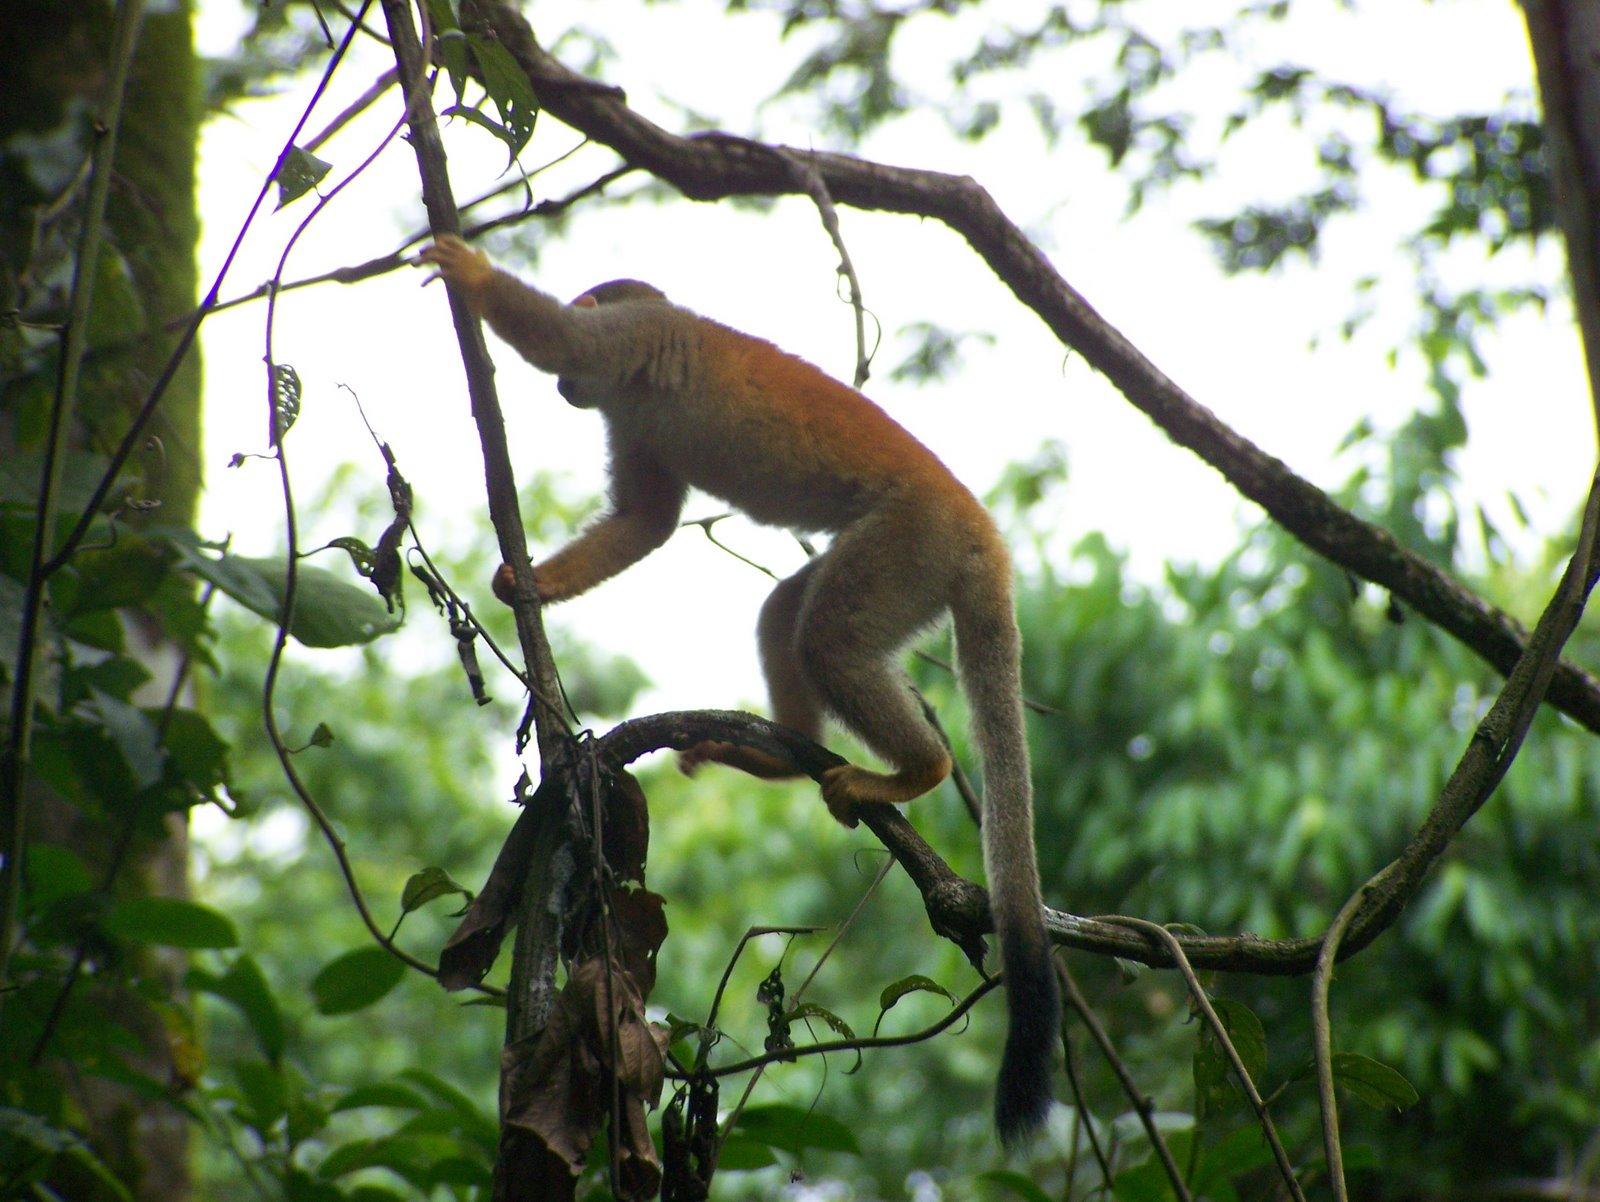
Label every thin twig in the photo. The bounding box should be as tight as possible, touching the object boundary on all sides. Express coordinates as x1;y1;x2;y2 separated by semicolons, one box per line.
36;10;367;583
688;976;1003;1078
305;65;398;151
1102;916;1307;1202
258;0;440;984
196;150;623;323
380;0;569;768
581;742;626;1196
1310;876;1383;1202
685;514;780;580
339;382;571;728
718;856;895;1142
1059;1000;1115;1195
916;693;982;826
779;150;873;388
1057;957;1193;1202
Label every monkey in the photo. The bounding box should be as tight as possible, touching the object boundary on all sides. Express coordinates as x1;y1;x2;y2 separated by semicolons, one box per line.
418;235;1060;1145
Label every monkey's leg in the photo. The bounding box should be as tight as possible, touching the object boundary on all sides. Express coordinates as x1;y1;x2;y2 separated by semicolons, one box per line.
679;560;824;780
796;510;955;824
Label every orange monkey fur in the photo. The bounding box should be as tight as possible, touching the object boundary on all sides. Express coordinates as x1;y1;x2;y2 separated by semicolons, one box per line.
419;235;1059;1144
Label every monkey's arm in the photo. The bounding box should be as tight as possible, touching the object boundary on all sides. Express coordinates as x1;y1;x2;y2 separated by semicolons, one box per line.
510;441;687;604
421;236;627;379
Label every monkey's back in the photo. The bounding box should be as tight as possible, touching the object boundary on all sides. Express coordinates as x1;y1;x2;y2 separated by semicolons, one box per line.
641;318;979;534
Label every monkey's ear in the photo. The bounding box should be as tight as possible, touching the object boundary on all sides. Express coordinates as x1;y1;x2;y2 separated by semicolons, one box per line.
572;293;599;309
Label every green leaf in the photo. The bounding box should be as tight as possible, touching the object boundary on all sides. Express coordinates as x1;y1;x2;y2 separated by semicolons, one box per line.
312;947;407;1015
0;450;119;513
732;1104;860;1155
162;708;231;794
234;1060;288;1130
275;145;331;208
1112;1128;1195;1201
326;536;376;575
189;954;285;1059
305;722;336;749
106;895;237;948
168;540;402;647
396;1068;497;1150
785;1001;855;1042
400;866;471;915
1192;1124;1273;1192
332;1081;431;1113
1195;997;1267;1119
318;1132;478;1188
1332;1052;1419;1110
977;1169;1053;1202
715;1134;779;1171
25;842;92;906
878;974;956;1013
346;1187;410;1202
467;34;538;157
80;688;164;791
285;1169;345;1202
0;1106;78;1153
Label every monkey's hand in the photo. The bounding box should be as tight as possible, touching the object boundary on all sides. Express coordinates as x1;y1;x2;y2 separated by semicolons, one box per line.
419;235;495;301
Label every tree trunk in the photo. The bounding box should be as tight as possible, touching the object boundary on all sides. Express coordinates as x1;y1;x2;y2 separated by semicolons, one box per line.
0;3;201;1197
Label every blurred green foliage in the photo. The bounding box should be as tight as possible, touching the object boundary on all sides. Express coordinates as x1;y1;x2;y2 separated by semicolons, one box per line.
7;2;1598;1199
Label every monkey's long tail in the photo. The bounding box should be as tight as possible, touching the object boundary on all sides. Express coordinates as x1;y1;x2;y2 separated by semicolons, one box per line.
951;556;1060;1147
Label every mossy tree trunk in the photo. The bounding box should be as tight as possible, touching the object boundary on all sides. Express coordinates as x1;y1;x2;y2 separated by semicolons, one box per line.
0;3;201;1197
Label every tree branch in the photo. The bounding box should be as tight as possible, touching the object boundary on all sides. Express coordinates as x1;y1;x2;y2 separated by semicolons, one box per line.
459;0;1600;738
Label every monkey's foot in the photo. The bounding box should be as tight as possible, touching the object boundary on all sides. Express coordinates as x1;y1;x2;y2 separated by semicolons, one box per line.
679;741;803;780
820;754;952;827
677;741;734;776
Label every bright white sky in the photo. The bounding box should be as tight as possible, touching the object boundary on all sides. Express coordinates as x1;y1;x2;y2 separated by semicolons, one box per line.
191;0;1593;749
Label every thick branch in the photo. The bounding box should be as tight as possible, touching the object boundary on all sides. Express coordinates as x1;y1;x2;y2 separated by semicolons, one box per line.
460;0;1600;737
381;1;566;766
1524;0;1600;434
589;713;1357;977
380;5;573;1113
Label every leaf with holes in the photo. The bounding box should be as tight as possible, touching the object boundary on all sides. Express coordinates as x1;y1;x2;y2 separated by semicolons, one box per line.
271;363;302;444
468;34;537;159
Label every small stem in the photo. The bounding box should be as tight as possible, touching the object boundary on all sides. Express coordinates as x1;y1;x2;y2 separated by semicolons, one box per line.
1057;957;1193;1202
1311;878;1382;1202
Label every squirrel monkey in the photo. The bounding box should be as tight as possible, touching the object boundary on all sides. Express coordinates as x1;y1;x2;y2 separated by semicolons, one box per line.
419;235;1059;1144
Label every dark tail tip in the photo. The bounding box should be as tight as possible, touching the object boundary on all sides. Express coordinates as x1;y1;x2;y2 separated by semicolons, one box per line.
994;931;1061;1147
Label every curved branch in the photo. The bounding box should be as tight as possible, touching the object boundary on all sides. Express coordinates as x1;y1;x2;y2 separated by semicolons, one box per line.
460;0;1600;738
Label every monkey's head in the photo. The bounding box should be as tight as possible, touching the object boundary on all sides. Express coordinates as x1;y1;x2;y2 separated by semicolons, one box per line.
569;278;669;308
558;280;671;408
